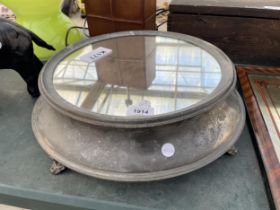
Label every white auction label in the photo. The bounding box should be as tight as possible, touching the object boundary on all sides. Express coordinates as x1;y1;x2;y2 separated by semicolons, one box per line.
77;47;112;63
127;100;154;116
161;143;175;158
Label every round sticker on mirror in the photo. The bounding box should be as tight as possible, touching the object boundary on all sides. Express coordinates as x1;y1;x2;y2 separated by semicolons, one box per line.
161;143;175;158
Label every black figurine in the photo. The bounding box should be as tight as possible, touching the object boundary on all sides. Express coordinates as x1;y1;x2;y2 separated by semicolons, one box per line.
0;18;55;97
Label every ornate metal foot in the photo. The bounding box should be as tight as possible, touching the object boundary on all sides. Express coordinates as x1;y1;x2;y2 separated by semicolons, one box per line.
50;160;67;175
226;146;238;156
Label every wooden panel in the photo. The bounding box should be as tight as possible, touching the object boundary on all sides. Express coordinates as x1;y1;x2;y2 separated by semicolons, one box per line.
84;0;156;36
237;65;280;210
169;0;280;19
168;14;280;66
115;21;144;31
86;16;116;36
144;15;156;30
144;0;157;19
84;0;111;17
112;0;144;20
171;0;280;8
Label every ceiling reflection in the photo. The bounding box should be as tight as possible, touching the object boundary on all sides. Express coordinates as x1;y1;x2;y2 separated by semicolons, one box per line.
53;36;221;116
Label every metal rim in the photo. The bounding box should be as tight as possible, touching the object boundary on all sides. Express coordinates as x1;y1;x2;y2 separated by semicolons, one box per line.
32;90;245;182
40;30;236;128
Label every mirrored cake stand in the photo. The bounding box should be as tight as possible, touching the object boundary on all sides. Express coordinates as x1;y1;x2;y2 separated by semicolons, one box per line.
32;31;245;182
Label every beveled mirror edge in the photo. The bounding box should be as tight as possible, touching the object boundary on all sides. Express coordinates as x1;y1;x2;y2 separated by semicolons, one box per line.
39;30;236;128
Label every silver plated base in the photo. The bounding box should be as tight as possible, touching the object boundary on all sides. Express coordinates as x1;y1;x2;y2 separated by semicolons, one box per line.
32;91;245;182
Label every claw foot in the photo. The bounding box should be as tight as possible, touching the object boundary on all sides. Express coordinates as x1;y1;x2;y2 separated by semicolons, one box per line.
226;146;238;156
50;160;66;175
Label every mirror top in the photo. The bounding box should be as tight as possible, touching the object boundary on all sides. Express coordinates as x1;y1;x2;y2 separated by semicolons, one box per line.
41;31;235;128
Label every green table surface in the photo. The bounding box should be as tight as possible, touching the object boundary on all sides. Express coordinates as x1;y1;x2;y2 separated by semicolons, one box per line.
0;70;271;210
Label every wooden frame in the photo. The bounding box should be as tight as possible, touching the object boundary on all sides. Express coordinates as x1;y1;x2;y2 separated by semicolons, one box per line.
237;65;280;210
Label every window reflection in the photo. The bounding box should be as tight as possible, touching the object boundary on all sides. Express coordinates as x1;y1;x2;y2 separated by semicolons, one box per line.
53;36;221;116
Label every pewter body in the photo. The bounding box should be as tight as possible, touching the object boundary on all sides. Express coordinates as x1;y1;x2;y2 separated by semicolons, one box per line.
32;31;245;182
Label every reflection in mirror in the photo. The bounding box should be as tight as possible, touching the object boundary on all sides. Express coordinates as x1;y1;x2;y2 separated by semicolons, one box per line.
53;36;221;116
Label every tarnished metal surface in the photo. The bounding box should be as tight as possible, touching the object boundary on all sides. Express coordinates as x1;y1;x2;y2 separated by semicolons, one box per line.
31;31;245;181
32;90;245;182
